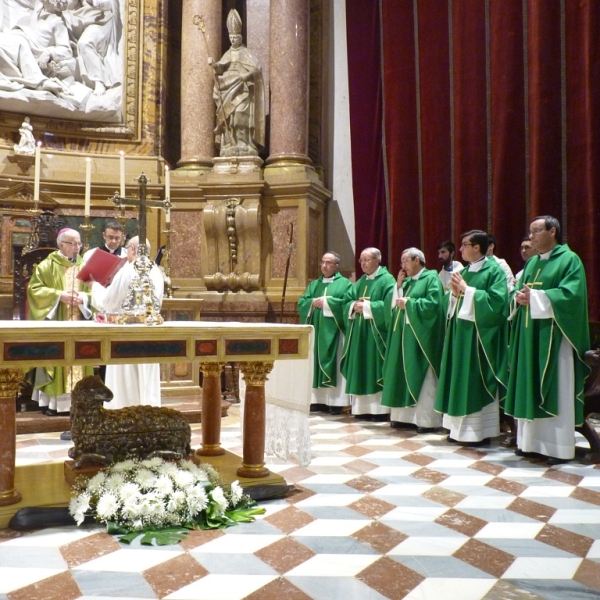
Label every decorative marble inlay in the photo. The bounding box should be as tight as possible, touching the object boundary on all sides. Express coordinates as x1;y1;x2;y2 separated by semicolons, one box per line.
74;341;102;360
226;339;271;355
4;342;64;362
110;340;187;358
195;340;218;356
278;338;299;354
171;210;202;278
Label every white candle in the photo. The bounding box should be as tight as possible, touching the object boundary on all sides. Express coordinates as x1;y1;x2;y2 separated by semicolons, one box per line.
85;157;92;216
119;150;125;197
34;142;41;202
165;166;171;223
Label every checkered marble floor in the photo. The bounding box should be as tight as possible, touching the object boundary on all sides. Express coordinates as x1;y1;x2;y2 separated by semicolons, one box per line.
4;407;600;600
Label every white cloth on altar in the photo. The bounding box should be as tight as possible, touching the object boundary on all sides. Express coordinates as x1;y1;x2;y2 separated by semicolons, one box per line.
239;329;313;467
91;261;164;409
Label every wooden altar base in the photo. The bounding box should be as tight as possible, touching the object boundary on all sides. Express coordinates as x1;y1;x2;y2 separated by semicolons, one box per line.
15;397;231;435
0;450;287;529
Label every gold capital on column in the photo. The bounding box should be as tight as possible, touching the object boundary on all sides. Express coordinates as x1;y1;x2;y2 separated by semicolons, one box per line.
199;362;225;378
240;361;273;386
0;368;24;396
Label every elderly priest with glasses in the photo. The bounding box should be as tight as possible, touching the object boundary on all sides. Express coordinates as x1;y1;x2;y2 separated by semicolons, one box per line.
27;228;94;416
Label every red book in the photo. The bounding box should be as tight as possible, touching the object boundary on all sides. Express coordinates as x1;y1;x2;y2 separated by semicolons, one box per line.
77;250;127;286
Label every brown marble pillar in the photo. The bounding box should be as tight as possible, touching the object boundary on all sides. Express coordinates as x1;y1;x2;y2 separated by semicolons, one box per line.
237;361;273;478
266;0;311;166
178;0;221;170
0;368;23;507
196;362;225;456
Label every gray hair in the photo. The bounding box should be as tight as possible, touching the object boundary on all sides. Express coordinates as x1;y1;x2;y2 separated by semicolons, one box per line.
57;228;79;243
362;247;381;261
402;247;426;265
323;251;341;264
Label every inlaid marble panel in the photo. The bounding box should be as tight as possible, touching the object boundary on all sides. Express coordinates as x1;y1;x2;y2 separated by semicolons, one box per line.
271;207;297;278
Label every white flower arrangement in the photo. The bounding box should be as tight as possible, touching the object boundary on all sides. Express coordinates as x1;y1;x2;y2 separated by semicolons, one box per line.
69;458;264;545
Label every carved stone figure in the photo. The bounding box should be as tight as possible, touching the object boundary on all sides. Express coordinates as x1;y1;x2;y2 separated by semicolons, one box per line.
208;9;265;157
14;116;36;154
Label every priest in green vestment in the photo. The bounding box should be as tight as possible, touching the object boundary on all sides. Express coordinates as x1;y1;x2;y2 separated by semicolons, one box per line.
298;251;352;415
505;216;590;465
27;228;93;415
382;248;445;432
340;247;396;420
435;230;508;445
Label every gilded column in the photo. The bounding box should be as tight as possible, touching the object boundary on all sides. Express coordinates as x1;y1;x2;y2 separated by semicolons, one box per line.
196;362;226;456
178;0;221;170
0;368;23;507
266;0;311;166
237;361;273;478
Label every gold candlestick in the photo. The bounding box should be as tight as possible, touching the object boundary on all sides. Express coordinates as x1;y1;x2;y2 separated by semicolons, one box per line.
79;216;95;254
161;197;173;298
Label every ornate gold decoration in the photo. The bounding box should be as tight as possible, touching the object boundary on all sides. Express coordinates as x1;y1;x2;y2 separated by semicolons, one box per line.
111;173;165;326
199;362;225;378
240;361;273;387
203;197;262;292
78;216;95;254
0;368;25;397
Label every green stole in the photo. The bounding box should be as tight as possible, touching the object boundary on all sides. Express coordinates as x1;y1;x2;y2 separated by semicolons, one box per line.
340;266;396;395
382;268;445;407
505;244;590;424
298;272;352;388
435;258;508;417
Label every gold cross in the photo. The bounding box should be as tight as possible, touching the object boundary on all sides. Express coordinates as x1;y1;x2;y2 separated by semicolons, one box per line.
525;268;543;327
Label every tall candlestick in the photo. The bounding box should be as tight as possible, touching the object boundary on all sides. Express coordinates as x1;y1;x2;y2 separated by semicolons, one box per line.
85;157;91;216
34;142;41;202
165;166;171;223
119;151;125;197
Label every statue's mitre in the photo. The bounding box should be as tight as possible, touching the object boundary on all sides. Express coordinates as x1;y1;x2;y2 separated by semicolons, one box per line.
226;9;242;35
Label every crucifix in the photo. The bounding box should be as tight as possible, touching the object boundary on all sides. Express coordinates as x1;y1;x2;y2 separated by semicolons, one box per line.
109;172;172;326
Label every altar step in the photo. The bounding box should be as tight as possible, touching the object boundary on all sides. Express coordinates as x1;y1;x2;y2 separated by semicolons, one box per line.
15;396;231;436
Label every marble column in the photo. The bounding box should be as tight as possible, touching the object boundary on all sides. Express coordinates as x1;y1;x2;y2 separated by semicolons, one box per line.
266;0;311;166
196;363;225;456
237;361;273;478
178;0;221;170
0;368;23;507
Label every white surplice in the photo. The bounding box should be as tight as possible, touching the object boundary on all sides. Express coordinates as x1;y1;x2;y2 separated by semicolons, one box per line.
91;261;164;409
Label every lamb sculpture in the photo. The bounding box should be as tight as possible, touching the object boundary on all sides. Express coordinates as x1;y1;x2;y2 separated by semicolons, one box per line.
68;375;192;468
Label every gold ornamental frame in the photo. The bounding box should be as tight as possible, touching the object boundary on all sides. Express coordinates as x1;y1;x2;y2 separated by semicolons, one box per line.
0;0;143;142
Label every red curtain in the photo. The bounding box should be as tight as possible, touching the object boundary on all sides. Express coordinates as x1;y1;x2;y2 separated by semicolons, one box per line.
345;0;600;321
345;0;388;274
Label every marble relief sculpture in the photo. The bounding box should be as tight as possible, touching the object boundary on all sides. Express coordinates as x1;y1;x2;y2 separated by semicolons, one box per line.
208;9;265;157
0;0;123;123
13;116;36;154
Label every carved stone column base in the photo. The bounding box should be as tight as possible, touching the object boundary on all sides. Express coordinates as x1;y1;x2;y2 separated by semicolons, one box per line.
0;488;22;507
0;368;24;506
196;444;225;457
237;463;270;478
196;362;226;457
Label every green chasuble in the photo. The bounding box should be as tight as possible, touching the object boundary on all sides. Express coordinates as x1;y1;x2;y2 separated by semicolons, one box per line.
298;272;352;388
435;259;509;417
27;251;93;397
504;244;590;425
340;267;396;395
382;268;445;408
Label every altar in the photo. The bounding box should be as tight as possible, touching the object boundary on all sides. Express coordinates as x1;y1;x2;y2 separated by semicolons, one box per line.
0;320;312;524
